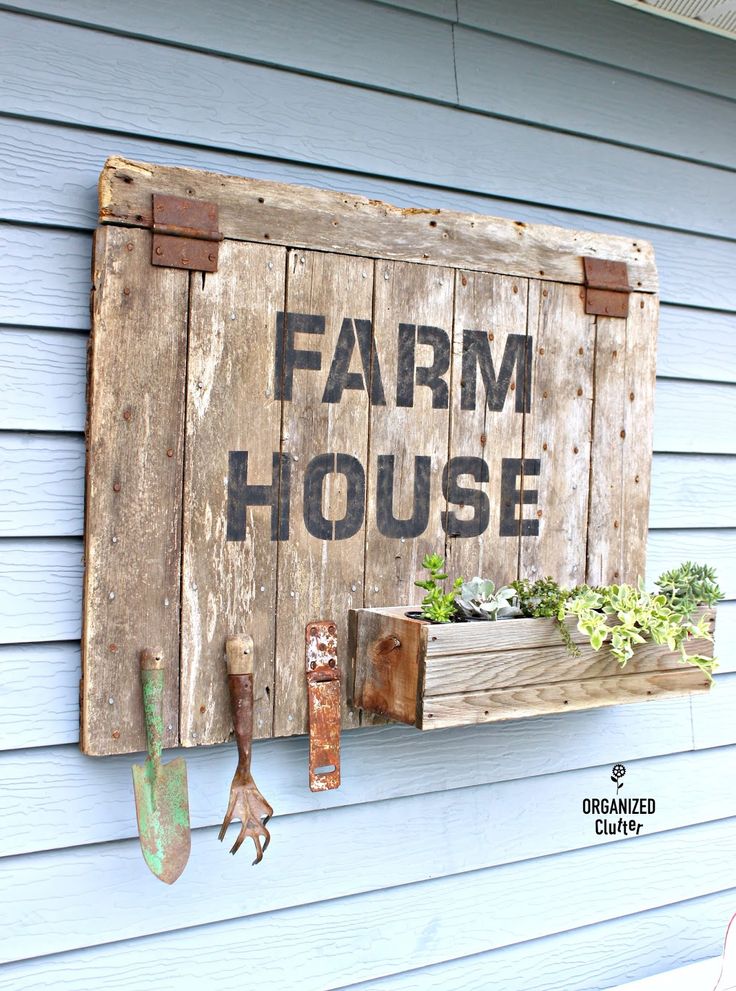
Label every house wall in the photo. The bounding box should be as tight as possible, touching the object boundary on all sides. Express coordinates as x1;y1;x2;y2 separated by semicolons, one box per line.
0;1;735;987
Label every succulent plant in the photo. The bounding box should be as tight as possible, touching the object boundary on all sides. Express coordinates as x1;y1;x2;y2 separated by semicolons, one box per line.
456;577;522;621
655;561;722;619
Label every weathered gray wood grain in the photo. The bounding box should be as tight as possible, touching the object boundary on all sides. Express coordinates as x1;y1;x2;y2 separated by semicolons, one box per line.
0;0;458;103
0;754;734;963
454;25;736;170
456;0;736;101
0;328;87;431
1;817;734;979
0;643;80;749
0;13;733;237
0;434;84;536
0;538;82;643
654;380;736;454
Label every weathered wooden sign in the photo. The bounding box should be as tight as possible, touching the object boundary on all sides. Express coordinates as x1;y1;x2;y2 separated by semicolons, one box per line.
81;157;658;755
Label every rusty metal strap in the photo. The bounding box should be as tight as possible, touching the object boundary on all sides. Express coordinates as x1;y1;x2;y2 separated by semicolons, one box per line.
151;193;223;273
305;620;341;792
582;256;631;318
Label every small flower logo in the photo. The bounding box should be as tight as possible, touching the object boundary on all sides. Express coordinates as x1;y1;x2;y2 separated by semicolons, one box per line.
611;764;626;793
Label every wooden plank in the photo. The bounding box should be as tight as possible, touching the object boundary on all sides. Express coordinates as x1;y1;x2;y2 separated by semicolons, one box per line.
273;250;372;736
422;669;711;729
519;282;596;586
658;305;736;385
0;0;458;103
423;635;714;695
363;260;454;609
351;610;424;724
454;24;736;171
445;272;527;584
654;380;736;454
0;434;83;537
457;0;736;101
100;158;658;289
81;227;188;756
0;538;82;643
0;327;87;431
180;241;285;745
586;294;658;585
1;816;734;981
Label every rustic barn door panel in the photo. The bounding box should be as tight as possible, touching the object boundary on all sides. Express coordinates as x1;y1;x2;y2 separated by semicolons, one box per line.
82;227;189;756
273;250;374;737
181;241;286;746
81;158;659;754
446;271;529;586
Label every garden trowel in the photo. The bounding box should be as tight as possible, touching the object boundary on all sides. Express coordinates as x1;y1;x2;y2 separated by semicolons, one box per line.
132;647;191;884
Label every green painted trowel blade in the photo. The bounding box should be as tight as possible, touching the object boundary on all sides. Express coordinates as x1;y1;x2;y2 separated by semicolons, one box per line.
132;756;191;884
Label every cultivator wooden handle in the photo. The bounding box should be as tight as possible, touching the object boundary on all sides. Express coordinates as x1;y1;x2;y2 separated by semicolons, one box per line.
218;636;273;863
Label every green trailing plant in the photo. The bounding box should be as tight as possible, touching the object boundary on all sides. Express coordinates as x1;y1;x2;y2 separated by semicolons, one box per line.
655;561;722;619
565;580;717;677
414;553;463;624
456;577;522;621
510;576;582;657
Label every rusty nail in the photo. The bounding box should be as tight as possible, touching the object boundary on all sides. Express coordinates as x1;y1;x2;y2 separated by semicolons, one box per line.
542;442;548;451
122;409;132;421
309;626;317;637
113;481;121;493
123;287;130;296
166;448;174;458
539;347;545;355
577;387;583;396
309;660;316;670
629;392;635;401
199;705;206;714
461;275;467;287
208;253;216;262
512;285;518;294
112;730;120;739
480;432;487;446
328;624;336;635
126;242;134;252
578;347;584;355
181;256;189;266
635;474;640;483
109;643;117;652
328;658;336;668
536;509;543;518
614;520;620;528
620;429;626;439
543;390;548;399
488;332;494;341
573;446;579;454
155;246;163;256
542;289;548;297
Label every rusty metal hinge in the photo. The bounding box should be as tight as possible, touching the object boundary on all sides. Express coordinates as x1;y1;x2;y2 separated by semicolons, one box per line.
151;193;222;272
305;620;341;792
582;257;631;318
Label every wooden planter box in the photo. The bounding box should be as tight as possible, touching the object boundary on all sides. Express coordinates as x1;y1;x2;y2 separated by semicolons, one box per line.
349;606;715;730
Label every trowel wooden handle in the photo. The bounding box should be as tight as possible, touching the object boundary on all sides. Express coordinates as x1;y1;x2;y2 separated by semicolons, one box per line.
225;635;254;676
140;647;164;671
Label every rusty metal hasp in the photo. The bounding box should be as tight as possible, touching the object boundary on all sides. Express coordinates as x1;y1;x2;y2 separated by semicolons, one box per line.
306;620;341;792
131;648;191;884
218;636;273;863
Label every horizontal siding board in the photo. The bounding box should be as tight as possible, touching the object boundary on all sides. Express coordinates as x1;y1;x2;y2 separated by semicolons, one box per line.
658;306;736;384
0;14;734;238
0;689;705;851
0;0;459;102
455;0;736;102
1;1;733;169
2;755;736;961
453;25;736;170
337;891;730;991
0;328;87;431
0;538;82;643
646;530;736;597
0;227;90;330
0;434;84;536
0;643;80;750
654;381;736;454
2;818;735;981
692;671;736;749
649;455;736;528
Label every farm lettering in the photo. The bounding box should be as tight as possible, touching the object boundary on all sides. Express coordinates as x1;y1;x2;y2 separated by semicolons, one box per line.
227;312;541;542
